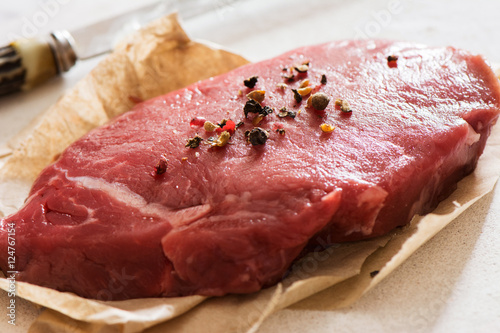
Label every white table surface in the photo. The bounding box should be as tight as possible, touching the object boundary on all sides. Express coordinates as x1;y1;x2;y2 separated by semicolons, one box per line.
1;0;500;332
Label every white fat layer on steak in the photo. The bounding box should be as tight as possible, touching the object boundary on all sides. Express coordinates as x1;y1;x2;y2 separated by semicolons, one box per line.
50;165;211;228
466;123;481;145
349;185;389;236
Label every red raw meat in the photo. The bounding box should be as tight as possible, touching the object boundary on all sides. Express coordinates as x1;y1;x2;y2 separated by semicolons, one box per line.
1;40;499;300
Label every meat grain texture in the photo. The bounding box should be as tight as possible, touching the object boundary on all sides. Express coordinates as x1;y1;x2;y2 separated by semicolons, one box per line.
1;40;499;300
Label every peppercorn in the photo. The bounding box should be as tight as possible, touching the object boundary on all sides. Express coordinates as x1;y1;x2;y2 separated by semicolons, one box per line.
203;121;218;132
185;134;203;148
190;116;207;128
320;123;335;133
387;55;398;68
244;76;258;88
276;83;288;90
245;127;269;146
247;90;266;103
335;98;352;113
297;86;312;96
321;74;327;85
216;119;236;135
260;106;273;116
299;79;310;88
252;114;265;126
278;107;296;119
387;55;398;62
294;64;309;73
310;92;330;110
154;157;168;175
244;99;263;117
215;131;231;147
281;70;295;82
292;89;303;103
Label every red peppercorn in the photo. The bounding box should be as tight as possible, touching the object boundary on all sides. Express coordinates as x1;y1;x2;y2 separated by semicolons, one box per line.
216;119;236;135
190;117;207;128
153;156;168;176
387;55;398;68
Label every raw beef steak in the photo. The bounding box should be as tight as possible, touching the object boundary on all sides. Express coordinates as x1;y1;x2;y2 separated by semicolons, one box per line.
1;40;499;300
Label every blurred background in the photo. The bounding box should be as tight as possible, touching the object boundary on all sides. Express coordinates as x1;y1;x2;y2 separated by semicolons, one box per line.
2;0;500;61
1;1;500;332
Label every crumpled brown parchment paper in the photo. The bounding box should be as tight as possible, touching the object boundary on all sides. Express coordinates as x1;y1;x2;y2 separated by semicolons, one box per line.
0;13;499;333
